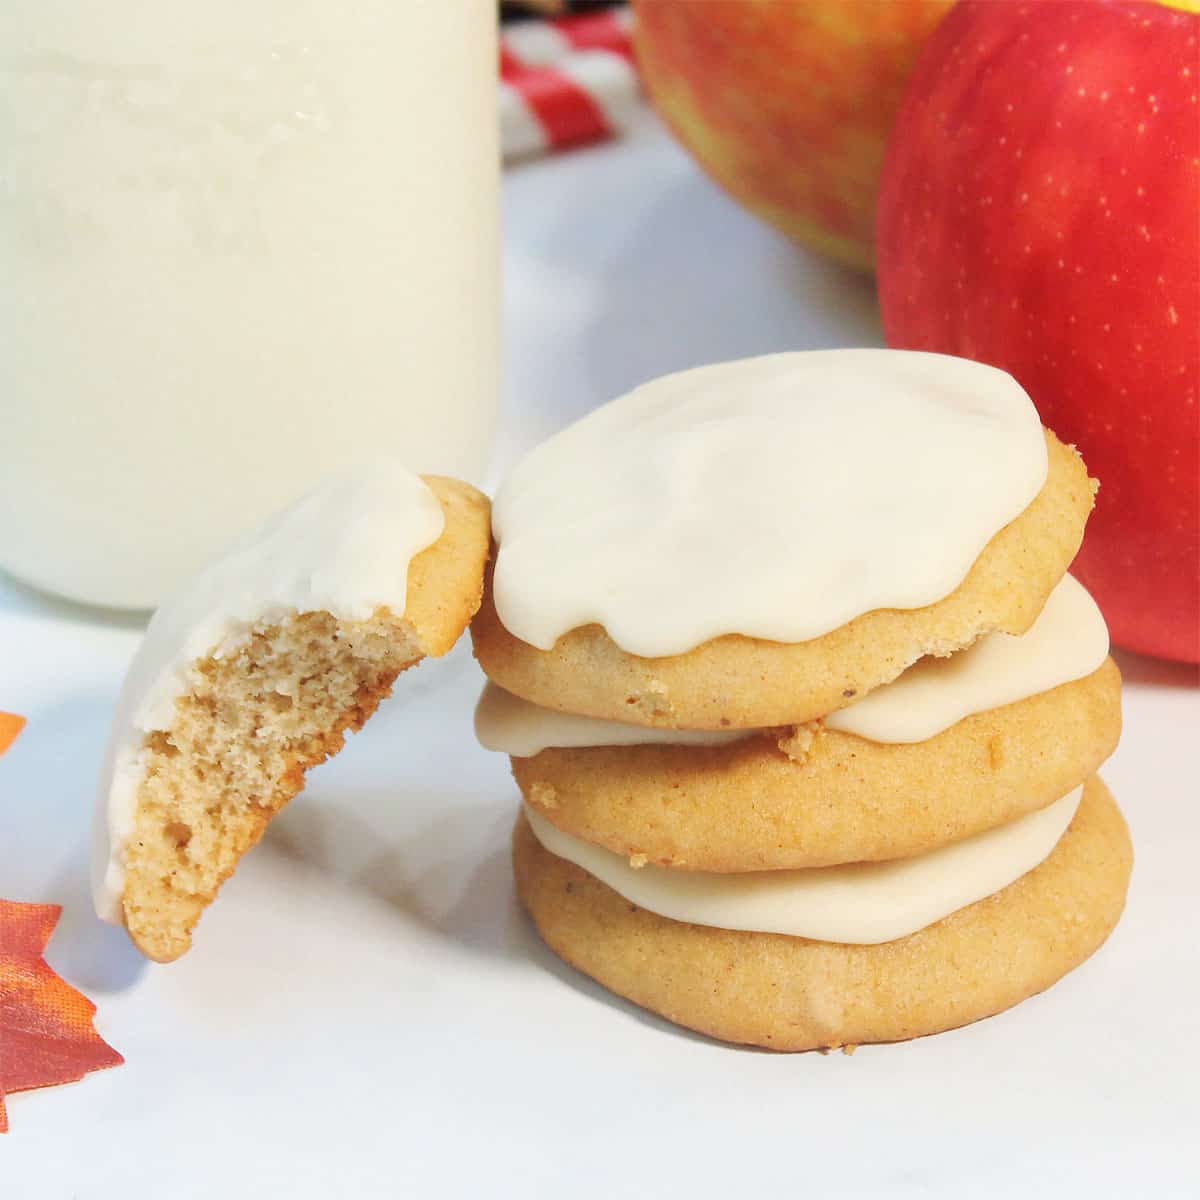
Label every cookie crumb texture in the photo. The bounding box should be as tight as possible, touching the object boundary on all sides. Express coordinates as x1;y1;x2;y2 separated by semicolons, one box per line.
513;776;1131;1052
123;611;422;962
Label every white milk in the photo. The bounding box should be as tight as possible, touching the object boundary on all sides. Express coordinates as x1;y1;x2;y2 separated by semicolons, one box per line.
0;1;499;609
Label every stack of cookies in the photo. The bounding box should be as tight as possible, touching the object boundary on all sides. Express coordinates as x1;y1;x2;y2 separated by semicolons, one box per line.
473;350;1132;1051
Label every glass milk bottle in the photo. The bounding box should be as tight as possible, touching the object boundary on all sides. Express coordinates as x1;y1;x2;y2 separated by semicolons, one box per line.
0;1;499;609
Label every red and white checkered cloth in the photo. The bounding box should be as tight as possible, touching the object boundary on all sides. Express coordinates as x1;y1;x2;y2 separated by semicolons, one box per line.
500;7;639;161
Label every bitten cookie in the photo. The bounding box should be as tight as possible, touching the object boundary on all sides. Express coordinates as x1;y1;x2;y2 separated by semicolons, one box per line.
95;467;490;962
513;775;1132;1051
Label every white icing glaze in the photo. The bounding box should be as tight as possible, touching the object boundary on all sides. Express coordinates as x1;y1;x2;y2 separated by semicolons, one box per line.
92;462;445;924
492;350;1048;656
825;574;1108;743
474;682;755;757
474;576;1108;755
526;785;1082;944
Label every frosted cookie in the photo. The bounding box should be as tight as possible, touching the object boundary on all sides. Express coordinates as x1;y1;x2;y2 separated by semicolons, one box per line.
482;576;1122;869
94;465;490;962
513;776;1131;1051
472;352;1095;729
508;662;1119;871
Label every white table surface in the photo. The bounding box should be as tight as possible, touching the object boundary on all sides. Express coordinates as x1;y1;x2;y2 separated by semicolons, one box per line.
2;108;1198;1198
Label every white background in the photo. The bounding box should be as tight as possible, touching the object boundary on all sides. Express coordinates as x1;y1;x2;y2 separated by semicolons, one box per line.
2;108;1198;1198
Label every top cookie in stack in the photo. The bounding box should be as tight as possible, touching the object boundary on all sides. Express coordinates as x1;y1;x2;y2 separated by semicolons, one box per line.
473;349;1131;1051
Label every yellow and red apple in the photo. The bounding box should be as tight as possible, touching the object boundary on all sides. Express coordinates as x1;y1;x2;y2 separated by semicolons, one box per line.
878;0;1199;662
633;0;955;271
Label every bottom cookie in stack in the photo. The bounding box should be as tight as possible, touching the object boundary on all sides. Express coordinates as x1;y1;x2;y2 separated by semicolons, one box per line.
512;776;1130;1051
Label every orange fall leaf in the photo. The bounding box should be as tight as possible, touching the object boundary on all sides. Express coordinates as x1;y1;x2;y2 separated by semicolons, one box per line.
0;712;24;757
0;901;124;1132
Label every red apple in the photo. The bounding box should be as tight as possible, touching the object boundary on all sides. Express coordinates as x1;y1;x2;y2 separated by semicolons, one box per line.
633;0;956;271
878;0;1199;662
